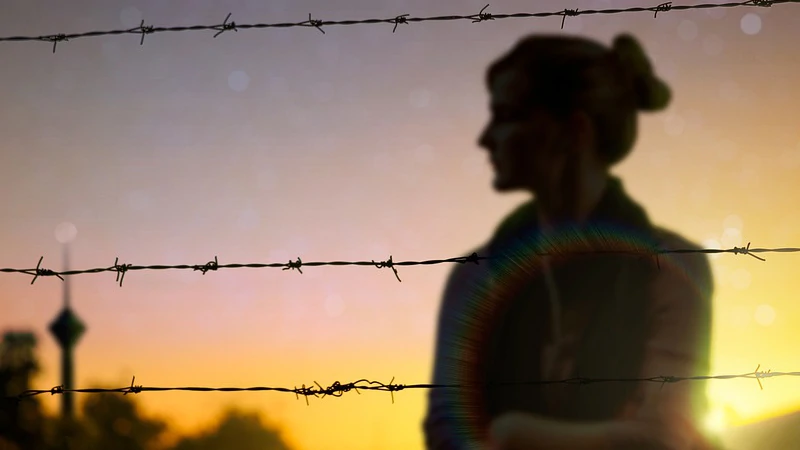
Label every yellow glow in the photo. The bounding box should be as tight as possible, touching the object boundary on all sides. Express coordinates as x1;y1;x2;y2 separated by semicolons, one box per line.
704;408;726;433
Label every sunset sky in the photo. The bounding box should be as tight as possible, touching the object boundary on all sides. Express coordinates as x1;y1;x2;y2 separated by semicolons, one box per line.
2;0;800;449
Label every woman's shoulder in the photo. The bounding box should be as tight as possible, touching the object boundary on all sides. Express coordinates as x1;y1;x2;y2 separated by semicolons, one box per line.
442;244;493;287
651;226;702;250
649;226;714;293
446;245;491;281
436;245;495;314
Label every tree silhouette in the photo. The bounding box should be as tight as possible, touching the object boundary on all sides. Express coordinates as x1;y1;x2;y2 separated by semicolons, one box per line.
0;331;49;450
0;330;292;450
39;389;167;450
169;408;293;450
42;415;91;450
76;391;167;450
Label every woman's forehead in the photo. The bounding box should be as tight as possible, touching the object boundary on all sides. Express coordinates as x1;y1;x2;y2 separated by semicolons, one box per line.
489;70;533;109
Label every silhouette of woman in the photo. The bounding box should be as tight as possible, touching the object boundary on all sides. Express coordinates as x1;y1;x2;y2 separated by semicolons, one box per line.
423;33;722;449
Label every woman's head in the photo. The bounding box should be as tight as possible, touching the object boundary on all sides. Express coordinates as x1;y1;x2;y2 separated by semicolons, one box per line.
478;33;670;194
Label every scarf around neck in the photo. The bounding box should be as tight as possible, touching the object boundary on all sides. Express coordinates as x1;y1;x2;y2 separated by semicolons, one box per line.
482;175;662;420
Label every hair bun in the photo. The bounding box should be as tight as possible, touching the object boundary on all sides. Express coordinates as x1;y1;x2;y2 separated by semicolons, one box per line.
612;34;671;111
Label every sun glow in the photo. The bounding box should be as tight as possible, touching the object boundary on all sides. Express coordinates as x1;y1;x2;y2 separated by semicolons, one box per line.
704;408;727;433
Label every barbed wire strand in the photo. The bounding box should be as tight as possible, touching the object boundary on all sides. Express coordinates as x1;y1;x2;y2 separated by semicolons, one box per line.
0;1;796;53
1;243;797;285
2;364;787;405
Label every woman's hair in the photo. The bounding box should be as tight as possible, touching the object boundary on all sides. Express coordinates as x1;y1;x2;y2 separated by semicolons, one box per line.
486;33;671;165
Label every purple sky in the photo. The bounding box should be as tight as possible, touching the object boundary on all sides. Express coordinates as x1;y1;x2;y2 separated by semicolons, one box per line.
2;1;800;449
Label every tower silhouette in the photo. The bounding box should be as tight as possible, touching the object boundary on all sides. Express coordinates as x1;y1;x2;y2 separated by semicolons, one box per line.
48;244;85;418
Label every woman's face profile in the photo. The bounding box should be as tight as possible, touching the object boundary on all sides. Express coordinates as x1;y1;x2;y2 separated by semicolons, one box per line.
478;69;568;194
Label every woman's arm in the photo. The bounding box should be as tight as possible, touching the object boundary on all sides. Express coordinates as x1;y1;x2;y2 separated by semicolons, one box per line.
488;239;715;450
423;247;494;450
488;411;676;450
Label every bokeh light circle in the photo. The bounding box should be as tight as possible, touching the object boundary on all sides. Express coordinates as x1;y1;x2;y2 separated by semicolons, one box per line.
55;222;77;244
740;13;762;35
754;304;776;326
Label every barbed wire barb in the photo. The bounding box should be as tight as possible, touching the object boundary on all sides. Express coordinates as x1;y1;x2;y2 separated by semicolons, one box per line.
387;376;404;404
733;242;766;261
646;245;663;269
130;20;155;46
113;257;132;286
561;8;580;29
295;384;313;406
373;255;401;282
391;14;409;33
462;252;481;265
471;4;495;23
653;2;673;17
28;256;63;284
193;256;219;275
754;364;774;390
283;257;303;274
39;34;68;54
123;375;142;395
212;13;238;38
4;1;800;51
302;13;325;34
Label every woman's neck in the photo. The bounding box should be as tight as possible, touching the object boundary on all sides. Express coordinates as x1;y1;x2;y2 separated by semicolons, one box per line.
536;172;609;230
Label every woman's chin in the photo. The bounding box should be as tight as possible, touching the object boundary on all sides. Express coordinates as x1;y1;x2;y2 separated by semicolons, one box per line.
492;177;517;192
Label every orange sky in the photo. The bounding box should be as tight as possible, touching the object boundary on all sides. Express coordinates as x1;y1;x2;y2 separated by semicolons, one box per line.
2;1;800;449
